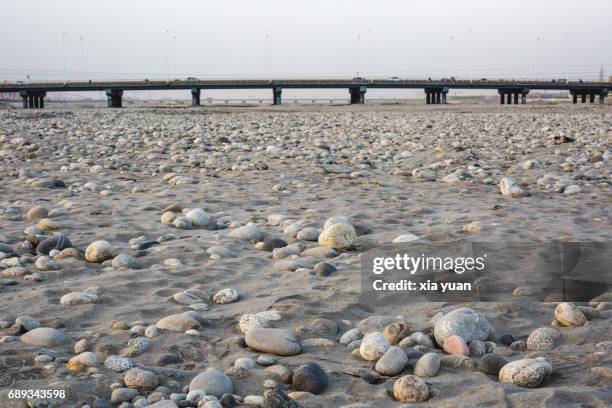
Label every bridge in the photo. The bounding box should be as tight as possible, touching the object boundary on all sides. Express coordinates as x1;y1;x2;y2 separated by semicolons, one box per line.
1;79;609;109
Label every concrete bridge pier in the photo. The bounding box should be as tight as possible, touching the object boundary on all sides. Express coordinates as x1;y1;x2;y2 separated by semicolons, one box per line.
106;89;123;108
19;90;46;109
191;88;201;106
273;87;282;105
425;88;448;104
349;86;366;104
499;89;528;105
600;88;608;105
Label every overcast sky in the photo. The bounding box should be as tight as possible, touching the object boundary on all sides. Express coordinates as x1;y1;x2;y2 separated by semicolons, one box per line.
2;0;611;99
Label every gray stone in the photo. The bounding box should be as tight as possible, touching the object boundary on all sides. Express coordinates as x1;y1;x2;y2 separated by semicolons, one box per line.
433;308;493;347
499;358;552;388
413;352;440;377
245;328;301;356
188;368;233;398
292;362;329;394
124;367;159;390
526;328;556;351
20;327;68;347
374;346;407;376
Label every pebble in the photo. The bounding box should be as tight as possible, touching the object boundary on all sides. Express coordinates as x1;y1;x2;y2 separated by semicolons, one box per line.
257;355;277;366
74;338;92;353
499;357;552;388
477;353;508;376
413;352;441;377
468;340;487;357
26;206;49;220
296;227;320;241
172;216;192;229
112;254;139;269
292;362;329;394
433;307;493;346
301;247;338;258
124;367;159;390
244;328;302;356
36;234;72;255
188;368;233;398
184;208;210;227
15;315;41;331
318;223;357;249
104;356;134;373
228;224;265;241
526;328;556;351
410;331;434;348
374;346;407;376
35;256;58;271
264;364;294;384
440;354;475;369
20;327;68;346
85;240;115;263
213;288;238;304
156;313;202;332
382;322;410;345
239;314;272;333
313;261;336;277
591;366;612;380
393;375;430;403
392;234;420;243
359;332;390;361
339;328;363;345
125;336;150;356
260;237;288;251
111;388;139;404
554;302;587;327
60;288;99;305
443;335;470;356
206;246;235;259
67;352;98;371
234;357;256;370
499;177;527;197
323;216;352;230
161;211;177;225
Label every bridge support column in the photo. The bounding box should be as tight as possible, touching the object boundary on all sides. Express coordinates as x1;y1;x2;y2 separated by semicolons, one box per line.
513;93;519;104
600;88;609;105
521;90;529;104
506;93;512;104
500;93;505;104
441;91;447;104
426;92;431;104
349;86;366;104
106;89;123;108
273;87;282;105
581;94;586;103
589;94;595;104
191;88;201;106
572;92;577;104
19;90;46;109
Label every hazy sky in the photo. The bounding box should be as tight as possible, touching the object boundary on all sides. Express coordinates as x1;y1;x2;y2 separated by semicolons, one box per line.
2;0;611;99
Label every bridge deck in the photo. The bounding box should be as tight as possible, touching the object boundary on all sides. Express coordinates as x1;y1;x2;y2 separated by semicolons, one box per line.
1;79;610;93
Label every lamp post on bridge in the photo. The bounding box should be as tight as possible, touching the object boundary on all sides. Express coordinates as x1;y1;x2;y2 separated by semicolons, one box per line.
562;32;569;82
62;32;67;81
80;35;85;77
357;34;362;78
468;29;473;83
534;36;541;81
165;29;170;81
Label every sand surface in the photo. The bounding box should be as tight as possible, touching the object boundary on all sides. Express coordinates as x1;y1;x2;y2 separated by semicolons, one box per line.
0;103;610;407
